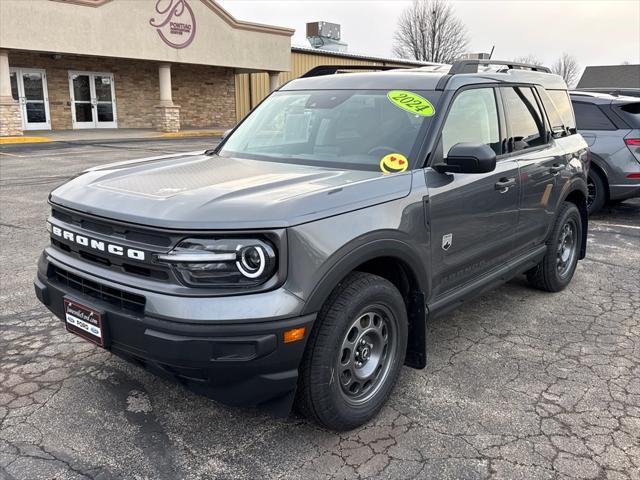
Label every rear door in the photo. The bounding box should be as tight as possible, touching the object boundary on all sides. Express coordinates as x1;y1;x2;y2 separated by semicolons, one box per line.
426;86;521;297
500;86;566;254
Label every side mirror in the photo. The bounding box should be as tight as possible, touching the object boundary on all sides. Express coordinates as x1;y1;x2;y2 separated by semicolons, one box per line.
434;143;497;174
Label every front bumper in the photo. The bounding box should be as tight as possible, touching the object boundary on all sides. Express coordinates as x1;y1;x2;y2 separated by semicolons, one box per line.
34;251;316;415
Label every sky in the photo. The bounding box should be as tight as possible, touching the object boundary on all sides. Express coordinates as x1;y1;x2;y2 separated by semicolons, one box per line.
218;0;640;71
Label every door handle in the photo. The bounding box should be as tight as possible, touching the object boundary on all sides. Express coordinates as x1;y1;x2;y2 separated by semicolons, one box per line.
549;164;565;175
495;177;516;192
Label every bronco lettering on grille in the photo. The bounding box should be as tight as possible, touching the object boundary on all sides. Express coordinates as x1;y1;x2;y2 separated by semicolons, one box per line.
51;225;146;261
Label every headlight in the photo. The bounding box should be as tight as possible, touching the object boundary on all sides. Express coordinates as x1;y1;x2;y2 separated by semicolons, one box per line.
156;238;277;287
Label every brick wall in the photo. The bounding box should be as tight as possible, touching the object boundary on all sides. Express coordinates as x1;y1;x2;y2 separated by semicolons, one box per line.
172;64;236;129
8;52;236;130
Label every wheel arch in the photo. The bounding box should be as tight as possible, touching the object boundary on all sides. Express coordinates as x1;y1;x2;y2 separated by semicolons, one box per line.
588;156;611;202
301;238;429;369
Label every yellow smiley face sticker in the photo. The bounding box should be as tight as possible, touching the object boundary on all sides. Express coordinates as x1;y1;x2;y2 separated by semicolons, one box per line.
380;153;409;174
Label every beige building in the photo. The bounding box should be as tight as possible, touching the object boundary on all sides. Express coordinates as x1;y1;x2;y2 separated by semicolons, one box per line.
0;0;293;136
0;0;425;137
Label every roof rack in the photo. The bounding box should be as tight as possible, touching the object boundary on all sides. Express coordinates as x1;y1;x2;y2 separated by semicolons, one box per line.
300;64;406;78
448;60;551;75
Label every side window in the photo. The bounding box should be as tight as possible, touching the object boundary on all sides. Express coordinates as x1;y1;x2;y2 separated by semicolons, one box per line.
572;102;617;131
538;89;565;131
547;90;576;132
502;87;547;151
441;88;501;156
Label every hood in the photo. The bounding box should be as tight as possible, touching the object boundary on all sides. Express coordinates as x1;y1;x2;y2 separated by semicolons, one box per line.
50;153;412;229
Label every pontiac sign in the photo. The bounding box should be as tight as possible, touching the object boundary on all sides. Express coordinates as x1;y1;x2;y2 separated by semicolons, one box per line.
149;0;197;49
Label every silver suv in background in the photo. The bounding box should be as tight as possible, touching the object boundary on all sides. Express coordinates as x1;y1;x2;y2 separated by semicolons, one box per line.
570;91;640;214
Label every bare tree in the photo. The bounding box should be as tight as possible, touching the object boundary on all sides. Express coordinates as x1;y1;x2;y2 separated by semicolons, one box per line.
392;0;468;63
551;53;581;88
512;54;543;66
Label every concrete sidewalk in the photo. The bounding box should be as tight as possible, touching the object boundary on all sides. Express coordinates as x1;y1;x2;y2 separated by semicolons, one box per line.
0;127;226;145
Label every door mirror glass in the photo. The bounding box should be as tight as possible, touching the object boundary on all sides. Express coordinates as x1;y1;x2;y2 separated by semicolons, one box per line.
435;143;497;174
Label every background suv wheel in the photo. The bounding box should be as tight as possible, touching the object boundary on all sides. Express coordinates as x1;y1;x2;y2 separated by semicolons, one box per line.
587;169;607;215
296;272;407;431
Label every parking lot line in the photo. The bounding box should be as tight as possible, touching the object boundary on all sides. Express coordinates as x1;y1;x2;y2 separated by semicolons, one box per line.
591;222;640;230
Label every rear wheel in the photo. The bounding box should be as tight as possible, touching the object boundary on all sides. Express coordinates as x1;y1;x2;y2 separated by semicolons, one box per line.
296;272;407;431
527;201;582;292
587;169;606;215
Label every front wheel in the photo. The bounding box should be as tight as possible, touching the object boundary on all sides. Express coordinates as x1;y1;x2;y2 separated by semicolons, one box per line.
296;272;407;431
527;201;582;292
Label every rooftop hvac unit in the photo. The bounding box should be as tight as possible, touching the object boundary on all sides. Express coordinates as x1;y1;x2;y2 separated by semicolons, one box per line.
306;22;348;52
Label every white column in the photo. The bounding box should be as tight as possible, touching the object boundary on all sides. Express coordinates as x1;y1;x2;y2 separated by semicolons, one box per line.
0;50;13;100
0;50;22;136
268;72;280;92
158;63;173;106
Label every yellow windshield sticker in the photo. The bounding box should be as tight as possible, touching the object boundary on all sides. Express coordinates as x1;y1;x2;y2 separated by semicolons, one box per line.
387;90;435;116
380;153;409;174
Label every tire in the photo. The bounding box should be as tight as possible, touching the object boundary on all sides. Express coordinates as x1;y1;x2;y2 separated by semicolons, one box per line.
296;272;408;431
527;201;582;292
587;169;606;215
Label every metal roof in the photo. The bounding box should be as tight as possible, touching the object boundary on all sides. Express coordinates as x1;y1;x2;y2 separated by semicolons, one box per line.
577;65;640;89
291;45;437;67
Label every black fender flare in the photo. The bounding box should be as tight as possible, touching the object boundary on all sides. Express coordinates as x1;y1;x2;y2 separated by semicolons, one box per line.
300;235;429;369
301;236;429;315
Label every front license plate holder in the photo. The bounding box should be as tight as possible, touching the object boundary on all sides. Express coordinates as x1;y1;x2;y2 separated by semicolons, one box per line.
64;297;107;348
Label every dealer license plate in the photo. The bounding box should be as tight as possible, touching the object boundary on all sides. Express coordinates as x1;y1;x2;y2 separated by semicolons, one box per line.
64;298;105;347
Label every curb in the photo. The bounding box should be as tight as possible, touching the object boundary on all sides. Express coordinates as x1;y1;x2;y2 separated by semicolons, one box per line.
159;130;225;138
0;136;52;145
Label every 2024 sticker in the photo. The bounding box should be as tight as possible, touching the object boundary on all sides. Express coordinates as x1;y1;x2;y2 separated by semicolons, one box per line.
387;90;435;116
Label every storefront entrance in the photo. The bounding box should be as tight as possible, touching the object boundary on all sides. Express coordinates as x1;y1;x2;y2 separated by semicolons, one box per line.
9;68;51;130
69;71;117;129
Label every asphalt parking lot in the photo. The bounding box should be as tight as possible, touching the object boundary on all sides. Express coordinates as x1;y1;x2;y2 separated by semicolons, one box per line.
1;138;639;480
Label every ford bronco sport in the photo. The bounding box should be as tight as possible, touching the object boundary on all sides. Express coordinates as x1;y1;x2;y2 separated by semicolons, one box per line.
35;60;589;431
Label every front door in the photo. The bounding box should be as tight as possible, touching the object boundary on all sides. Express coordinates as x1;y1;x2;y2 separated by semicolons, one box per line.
9;68;51;130
69;72;117;129
426;86;521;298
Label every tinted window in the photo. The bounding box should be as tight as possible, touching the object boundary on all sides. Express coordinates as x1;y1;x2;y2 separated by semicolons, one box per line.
538;89;564;130
502;87;547;151
615;102;640;128
441;88;500;156
572;102;616;130
547;90;576;131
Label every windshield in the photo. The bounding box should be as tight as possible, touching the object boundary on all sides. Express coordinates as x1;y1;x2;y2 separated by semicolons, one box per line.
220;89;440;171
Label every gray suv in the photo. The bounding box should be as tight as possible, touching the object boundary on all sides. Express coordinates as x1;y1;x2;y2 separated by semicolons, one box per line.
35;60;589;431
569;91;640;214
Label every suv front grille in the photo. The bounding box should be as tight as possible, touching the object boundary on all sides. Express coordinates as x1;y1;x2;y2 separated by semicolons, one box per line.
50;265;146;313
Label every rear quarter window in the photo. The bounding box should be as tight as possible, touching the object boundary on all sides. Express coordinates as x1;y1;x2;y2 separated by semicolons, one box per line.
572;102;617;131
547;90;576;132
615;102;640;128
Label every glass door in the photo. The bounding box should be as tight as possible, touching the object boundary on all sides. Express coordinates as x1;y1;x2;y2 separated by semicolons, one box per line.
93;75;117;128
10;68;51;130
69;71;117;129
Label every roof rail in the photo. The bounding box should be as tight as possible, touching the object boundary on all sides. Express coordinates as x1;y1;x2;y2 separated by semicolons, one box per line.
300;64;406;78
448;60;552;75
